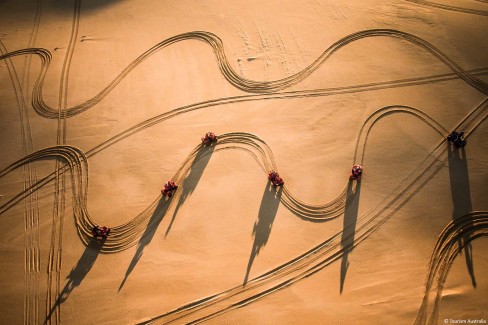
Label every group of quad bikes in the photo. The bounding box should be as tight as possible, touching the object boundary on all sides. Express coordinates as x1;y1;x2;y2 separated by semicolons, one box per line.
92;130;466;240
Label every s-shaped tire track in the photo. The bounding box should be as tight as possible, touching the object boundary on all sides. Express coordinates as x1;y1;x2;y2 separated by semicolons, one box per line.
0;91;484;248
1;29;488;119
0;104;455;252
2;99;485;324
3;56;487;224
2;65;487;219
1;27;487;321
138;99;488;324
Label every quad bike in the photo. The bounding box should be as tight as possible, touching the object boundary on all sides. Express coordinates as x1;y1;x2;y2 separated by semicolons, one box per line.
447;131;466;148
350;164;363;181
268;170;284;186
161;180;178;197
201;132;218;146
92;225;110;240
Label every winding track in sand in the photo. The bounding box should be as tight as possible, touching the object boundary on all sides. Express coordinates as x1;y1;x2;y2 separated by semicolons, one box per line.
46;0;82;322
404;0;488;16
414;212;488;325
1;28;487;323
2;29;488;119
0;0;43;319
1;100;486;323
138;100;488;324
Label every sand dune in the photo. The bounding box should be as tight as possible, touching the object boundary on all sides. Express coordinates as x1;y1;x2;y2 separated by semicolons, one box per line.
1;0;487;324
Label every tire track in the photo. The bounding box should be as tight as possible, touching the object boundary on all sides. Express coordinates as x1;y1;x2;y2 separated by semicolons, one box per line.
0;104;458;250
1;99;486;324
3;63;488;220
139;100;487;325
23;2;43;324
0;36;41;325
0;97;485;248
404;0;488;16
0;39;33;324
415;212;488;325
47;0;80;323
1;29;488;323
2;29;488;119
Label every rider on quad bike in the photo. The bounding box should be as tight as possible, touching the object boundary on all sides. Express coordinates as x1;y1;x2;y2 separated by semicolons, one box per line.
161;180;178;197
201;132;218;146
350;164;363;181
447;130;466;148
268;170;284;186
92;225;110;239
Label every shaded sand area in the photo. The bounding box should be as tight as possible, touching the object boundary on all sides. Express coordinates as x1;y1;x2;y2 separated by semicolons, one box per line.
1;0;487;324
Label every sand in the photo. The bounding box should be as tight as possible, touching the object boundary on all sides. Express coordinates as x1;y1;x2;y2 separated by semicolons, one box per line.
1;0;487;324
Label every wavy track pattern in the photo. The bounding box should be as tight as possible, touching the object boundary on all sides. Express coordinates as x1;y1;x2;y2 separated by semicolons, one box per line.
1;99;487;324
140;99;488;324
1;29;488;119
2;65;488;219
0;103;461;252
1;28;488;324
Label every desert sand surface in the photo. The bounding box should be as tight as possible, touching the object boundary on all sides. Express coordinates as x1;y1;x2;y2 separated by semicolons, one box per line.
1;0;488;324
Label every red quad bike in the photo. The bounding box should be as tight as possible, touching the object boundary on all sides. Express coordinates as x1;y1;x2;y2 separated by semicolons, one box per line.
201;132;218;146
268;170;284;186
161;180;178;197
350;164;363;181
92;225;110;240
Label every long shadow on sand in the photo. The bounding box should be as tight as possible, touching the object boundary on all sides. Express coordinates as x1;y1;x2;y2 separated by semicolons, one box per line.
165;145;215;237
119;197;170;290
45;240;102;323
243;182;283;285
447;144;476;287
340;180;361;294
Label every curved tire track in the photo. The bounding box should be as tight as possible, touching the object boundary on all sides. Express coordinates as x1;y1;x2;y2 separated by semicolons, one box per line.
1;29;488;119
1;28;488;324
2;99;486;324
137;99;488;324
404;0;488;16
415;212;488;325
0;104;455;251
